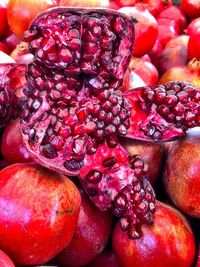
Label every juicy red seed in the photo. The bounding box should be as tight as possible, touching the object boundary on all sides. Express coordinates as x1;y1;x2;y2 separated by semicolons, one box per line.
128;226;140;240
103;156;117;168
40;144;58;158
86;170;102;184
165;95;178;106
64;159;83;171
115;193;127;210
120;216;130;231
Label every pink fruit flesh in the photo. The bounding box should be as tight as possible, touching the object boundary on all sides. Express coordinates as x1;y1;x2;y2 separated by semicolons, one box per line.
0;7;199;239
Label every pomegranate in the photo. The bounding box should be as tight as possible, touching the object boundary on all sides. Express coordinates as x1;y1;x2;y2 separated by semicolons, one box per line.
157;18;179;47
148;38;163;65
135;0;172;17
159;58;200;87
121;137;165;184
0;162;81;265
1;32;20;51
163;132;200;218
0;250;15;267
119;6;158;57
0;42;10;54
1;118;32;164
55;191;112;267
186;17;200;36
0;7;199;239
157;6;187;33
155;35;189;75
0;1;9;39
113;201;196;267
87;248;121;267
129;57;159;86
180;0;200;20
188;31;200;60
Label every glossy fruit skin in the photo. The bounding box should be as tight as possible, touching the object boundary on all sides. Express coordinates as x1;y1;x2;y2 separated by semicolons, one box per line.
87;248;121;267
56;192;112;267
163;133;200;218
180;0;200;20
113;201;196;267
157;18;179;47
119;6;158;56
129;57;159;86
0;162;81;265
0;250;15;267
157;6;187;33
0;2;9;39
1;118;32;164
0;42;10;54
159;60;200;88
7;0;58;38
186;17;200;36
121;138;165;184
188;31;200;60
155;35;189;75
7;0;108;38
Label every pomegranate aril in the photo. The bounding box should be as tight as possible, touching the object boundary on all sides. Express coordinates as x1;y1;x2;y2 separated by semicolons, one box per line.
86;170;102;184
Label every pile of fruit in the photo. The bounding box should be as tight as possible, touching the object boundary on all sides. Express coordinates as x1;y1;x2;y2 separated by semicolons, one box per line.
0;0;200;266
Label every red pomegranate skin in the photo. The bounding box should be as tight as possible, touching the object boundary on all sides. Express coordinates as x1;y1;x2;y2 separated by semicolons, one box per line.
87;248;121;267
121;138;165;184
0;249;15;267
0;162;81;266
113;201;196;267
163;133;200;217
56;191;113;267
1;118;32;164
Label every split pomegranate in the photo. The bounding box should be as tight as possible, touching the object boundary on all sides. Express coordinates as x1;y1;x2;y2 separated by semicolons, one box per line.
113;201;196;267
0;7;199;240
0;162;81;265
56;191;112;267
1;118;32;164
163;132;200;218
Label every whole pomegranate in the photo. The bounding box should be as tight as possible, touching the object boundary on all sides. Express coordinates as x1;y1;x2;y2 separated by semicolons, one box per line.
1;118;32;164
113;201;196;267
0;250;15;267
159;59;200;88
163;132;200;218
55;191;112;267
87;248;121;267
0;162;81;265
121;138;165;184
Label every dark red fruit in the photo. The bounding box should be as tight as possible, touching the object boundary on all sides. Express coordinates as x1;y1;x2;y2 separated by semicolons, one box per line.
87;248;121;267
163;132;200;218
0;1;9;39
157;18;179;47
157;6;187;33
121;138;165;184
180;0;200;20
119;6;158;56
0;42;10;54
0;250;15;267
188;31;200;60
56;191;112;267
0;162;81;266
186;17;200;36
1;118;32;164
113;201;196;267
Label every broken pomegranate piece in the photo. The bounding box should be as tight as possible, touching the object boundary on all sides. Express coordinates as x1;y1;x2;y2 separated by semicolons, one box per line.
125;81;200;141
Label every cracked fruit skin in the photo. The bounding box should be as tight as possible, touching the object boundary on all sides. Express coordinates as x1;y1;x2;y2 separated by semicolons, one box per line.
163;133;200;218
112;201;196;267
0;162;81;266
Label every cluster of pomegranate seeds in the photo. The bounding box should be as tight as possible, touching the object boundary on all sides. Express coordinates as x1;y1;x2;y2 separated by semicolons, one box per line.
19;7;135;175
125;81;200;141
80;142;155;239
